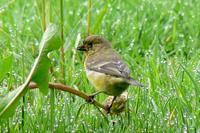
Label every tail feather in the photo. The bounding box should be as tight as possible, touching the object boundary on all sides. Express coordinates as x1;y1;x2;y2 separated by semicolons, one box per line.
126;77;144;87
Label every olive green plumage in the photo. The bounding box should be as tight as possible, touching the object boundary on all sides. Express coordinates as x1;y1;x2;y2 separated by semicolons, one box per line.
77;35;143;96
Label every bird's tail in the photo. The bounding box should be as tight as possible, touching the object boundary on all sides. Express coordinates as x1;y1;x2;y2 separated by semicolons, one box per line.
126;77;144;87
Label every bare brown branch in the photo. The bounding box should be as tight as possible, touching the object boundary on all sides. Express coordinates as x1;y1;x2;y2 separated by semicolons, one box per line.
28;82;107;111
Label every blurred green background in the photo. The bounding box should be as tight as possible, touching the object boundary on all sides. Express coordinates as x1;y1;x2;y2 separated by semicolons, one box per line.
0;0;199;132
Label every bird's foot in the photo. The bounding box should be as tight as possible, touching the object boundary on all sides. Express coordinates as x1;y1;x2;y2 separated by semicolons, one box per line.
88;93;96;99
86;95;95;103
86;91;103;103
86;92;99;103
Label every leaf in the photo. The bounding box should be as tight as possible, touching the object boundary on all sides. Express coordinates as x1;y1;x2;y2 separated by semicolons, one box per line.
0;55;13;83
32;24;61;94
0;24;61;119
92;6;107;34
0;84;27;118
32;57;51;94
39;24;61;54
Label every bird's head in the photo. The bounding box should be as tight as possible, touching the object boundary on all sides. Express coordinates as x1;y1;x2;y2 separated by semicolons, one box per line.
77;35;111;54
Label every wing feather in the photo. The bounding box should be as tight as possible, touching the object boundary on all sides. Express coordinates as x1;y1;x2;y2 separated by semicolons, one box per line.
87;60;130;79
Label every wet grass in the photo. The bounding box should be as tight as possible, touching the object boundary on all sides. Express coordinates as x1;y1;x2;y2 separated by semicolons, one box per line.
0;0;200;132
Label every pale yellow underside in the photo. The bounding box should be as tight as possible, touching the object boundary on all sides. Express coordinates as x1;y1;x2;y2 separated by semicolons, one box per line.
86;69;128;96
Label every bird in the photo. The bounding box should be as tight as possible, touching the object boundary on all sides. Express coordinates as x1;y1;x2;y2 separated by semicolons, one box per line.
77;35;143;109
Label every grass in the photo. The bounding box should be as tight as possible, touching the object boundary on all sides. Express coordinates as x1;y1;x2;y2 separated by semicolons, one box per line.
0;0;200;132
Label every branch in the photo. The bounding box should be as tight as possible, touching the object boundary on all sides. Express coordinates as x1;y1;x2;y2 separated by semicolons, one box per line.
28;82;107;111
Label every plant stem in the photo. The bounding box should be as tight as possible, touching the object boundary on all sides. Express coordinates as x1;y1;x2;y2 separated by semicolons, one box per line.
87;0;91;36
60;0;65;83
21;49;25;129
42;0;46;31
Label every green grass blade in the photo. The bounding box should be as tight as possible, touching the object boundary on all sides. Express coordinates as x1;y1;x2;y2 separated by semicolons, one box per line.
0;55;13;83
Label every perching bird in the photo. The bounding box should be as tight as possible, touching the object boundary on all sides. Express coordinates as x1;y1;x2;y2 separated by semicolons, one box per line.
77;35;143;108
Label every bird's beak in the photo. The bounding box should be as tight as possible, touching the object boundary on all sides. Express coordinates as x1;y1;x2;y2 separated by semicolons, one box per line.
77;44;87;51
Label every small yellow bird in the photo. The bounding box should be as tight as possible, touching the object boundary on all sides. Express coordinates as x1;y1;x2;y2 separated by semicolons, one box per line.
77;35;143;107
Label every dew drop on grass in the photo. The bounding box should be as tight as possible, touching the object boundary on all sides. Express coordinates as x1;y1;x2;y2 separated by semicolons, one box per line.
191;15;195;18
160;60;166;64
71;130;76;133
59;119;63;123
183;125;188;133
12;122;16;126
0;8;5;13
165;111;170;119
132;26;136;30
153;24;158;29
31;16;36;21
36;124;39;129
27;27;31;31
5;129;9;133
178;34;184;38
69;10;73;15
32;37;38;42
96;9;100;14
26;19;30;23
139;5;144;11
54;124;58;128
76;12;80;16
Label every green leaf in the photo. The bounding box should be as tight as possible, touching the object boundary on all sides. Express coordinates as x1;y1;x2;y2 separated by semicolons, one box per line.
92;6;107;34
32;57;51;94
0;84;27;118
32;23;61;94
0;55;13;83
39;24;61;54
0;24;61;119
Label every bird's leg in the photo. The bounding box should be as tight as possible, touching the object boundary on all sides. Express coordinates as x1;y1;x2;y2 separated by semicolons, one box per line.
106;96;117;113
89;91;104;98
86;90;104;103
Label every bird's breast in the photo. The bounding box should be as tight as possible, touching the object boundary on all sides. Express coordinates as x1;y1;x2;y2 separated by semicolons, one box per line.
86;69;129;96
86;69;108;90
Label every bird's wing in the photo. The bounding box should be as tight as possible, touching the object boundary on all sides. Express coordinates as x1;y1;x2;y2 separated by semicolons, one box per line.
87;60;131;79
87;60;144;87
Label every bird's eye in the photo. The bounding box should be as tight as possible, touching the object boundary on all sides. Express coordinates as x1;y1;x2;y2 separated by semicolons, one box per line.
88;42;93;48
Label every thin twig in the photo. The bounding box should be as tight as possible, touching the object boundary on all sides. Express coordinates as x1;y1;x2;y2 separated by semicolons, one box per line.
28;82;107;111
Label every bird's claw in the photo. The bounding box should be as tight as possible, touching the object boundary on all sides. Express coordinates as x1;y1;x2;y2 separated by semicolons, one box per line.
86;95;95;103
88;94;96;99
86;92;98;103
